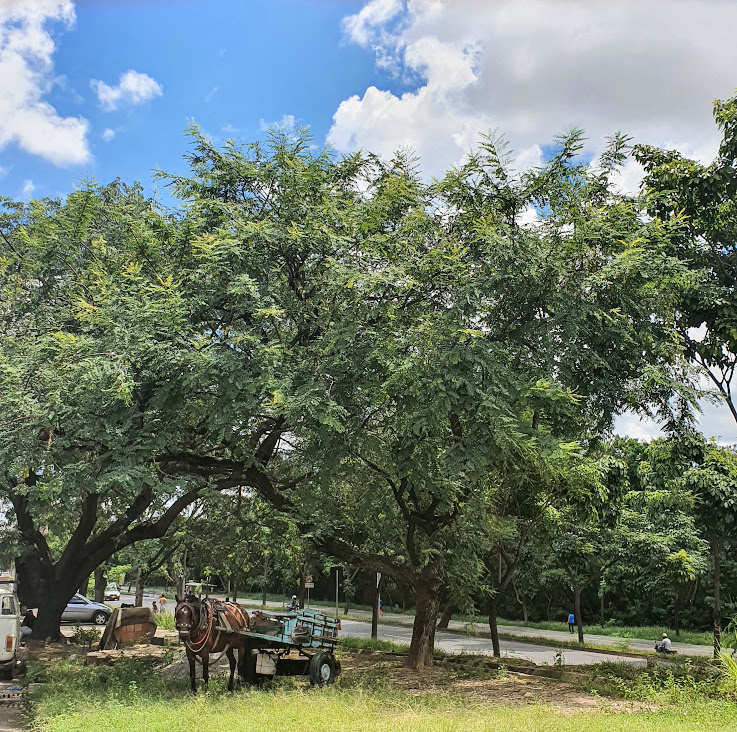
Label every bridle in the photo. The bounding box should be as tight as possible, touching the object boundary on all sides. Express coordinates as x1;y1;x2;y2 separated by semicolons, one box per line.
177;599;214;653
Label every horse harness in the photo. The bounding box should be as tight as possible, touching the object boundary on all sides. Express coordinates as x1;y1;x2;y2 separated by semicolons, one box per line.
181;599;249;654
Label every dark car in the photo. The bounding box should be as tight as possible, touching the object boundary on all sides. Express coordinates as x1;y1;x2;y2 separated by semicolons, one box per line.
61;593;110;625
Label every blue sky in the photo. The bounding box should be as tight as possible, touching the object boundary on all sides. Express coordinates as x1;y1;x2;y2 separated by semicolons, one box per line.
0;0;386;200
2;0;737;442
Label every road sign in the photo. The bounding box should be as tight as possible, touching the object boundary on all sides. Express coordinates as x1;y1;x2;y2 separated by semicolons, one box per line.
305;575;314;588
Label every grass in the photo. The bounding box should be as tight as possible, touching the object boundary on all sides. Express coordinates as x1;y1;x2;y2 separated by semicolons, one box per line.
494;619;714;647
31;691;737;732
338;636;411;654
440;615;714;647
28;654;737;732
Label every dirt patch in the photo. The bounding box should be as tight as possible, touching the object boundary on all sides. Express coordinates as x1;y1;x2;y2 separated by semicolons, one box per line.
338;652;656;714
27;638;178;666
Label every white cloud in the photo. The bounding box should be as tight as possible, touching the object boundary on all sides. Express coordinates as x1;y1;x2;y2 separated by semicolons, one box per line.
0;0;90;166
21;179;35;196
332;0;737;180
204;86;218;103
614;400;737;446
91;70;163;111
102;128;115;142
343;0;403;46
260;114;297;132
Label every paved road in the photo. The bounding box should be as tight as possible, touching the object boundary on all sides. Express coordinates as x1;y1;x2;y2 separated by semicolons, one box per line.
342;609;713;659
338;618;647;667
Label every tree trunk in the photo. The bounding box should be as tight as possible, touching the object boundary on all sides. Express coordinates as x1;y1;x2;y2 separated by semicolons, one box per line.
574;585;584;644
33;585;71;641
343;565;359;616
135;567;144;606
371;573;383;640
93;567;106;603
487;595;501;657
437;601;454;629
261;554;269;607
512;579;528;626
673;584;681;639
16;555;87;641
406;572;441;671
712;538;721;658
599;591;605;626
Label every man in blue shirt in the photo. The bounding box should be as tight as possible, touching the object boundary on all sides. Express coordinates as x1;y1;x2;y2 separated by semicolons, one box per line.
567;613;575;633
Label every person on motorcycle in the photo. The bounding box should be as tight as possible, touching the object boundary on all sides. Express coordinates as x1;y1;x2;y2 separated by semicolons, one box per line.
286;595;298;612
655;633;673;653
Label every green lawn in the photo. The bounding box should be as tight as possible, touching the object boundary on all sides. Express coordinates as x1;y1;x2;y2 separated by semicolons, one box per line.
28;656;737;732
30;686;737;732
493;619;714;647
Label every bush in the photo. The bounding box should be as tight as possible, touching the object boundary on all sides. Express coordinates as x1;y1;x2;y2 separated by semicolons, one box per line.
70;626;101;649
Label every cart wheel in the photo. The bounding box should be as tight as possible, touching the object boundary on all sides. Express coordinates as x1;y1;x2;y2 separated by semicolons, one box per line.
309;651;336;687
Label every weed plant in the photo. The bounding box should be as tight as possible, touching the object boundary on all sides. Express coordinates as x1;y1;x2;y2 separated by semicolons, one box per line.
584;659;723;704
338;637;410;653
154;612;176;630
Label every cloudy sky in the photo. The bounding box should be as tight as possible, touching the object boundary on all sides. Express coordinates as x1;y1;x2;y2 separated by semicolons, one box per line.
2;0;736;442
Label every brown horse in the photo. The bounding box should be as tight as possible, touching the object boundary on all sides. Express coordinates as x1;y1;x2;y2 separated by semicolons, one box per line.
175;595;250;692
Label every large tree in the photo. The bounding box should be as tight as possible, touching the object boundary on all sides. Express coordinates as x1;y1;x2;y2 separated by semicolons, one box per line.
0;129;372;636
0;182;234;637
635;93;737;426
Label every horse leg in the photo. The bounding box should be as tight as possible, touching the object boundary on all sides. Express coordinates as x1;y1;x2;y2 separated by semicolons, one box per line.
226;645;236;691
202;653;209;691
186;648;197;694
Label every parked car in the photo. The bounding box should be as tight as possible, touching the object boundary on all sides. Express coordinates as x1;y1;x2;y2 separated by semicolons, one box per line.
0;582;20;680
61;594;110;625
104;584;120;601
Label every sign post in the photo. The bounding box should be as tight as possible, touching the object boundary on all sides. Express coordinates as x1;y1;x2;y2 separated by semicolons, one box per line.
305;575;314;608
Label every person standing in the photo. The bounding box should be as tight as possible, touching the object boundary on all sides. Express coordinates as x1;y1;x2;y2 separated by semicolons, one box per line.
567;612;575;633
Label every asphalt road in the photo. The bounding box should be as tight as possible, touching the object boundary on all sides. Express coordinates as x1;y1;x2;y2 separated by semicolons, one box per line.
337;618;647;667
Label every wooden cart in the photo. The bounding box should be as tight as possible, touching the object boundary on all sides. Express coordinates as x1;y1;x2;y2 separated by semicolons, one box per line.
217;608;341;686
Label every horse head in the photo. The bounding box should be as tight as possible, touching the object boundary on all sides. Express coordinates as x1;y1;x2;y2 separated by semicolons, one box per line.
175;597;201;640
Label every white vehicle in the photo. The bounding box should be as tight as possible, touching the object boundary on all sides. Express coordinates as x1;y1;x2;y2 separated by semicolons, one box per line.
0;577;20;680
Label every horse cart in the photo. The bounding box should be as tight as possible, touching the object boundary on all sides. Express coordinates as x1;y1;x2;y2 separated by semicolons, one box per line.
175;594;340;691
224;608;341;687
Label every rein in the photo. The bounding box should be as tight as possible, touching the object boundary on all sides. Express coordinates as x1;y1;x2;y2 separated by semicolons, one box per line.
185;600;215;654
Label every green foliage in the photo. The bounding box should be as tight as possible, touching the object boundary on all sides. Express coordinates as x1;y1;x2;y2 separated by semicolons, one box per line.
154;612;176;630
716;650;737;697
70;626;101;649
635;93;737;429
